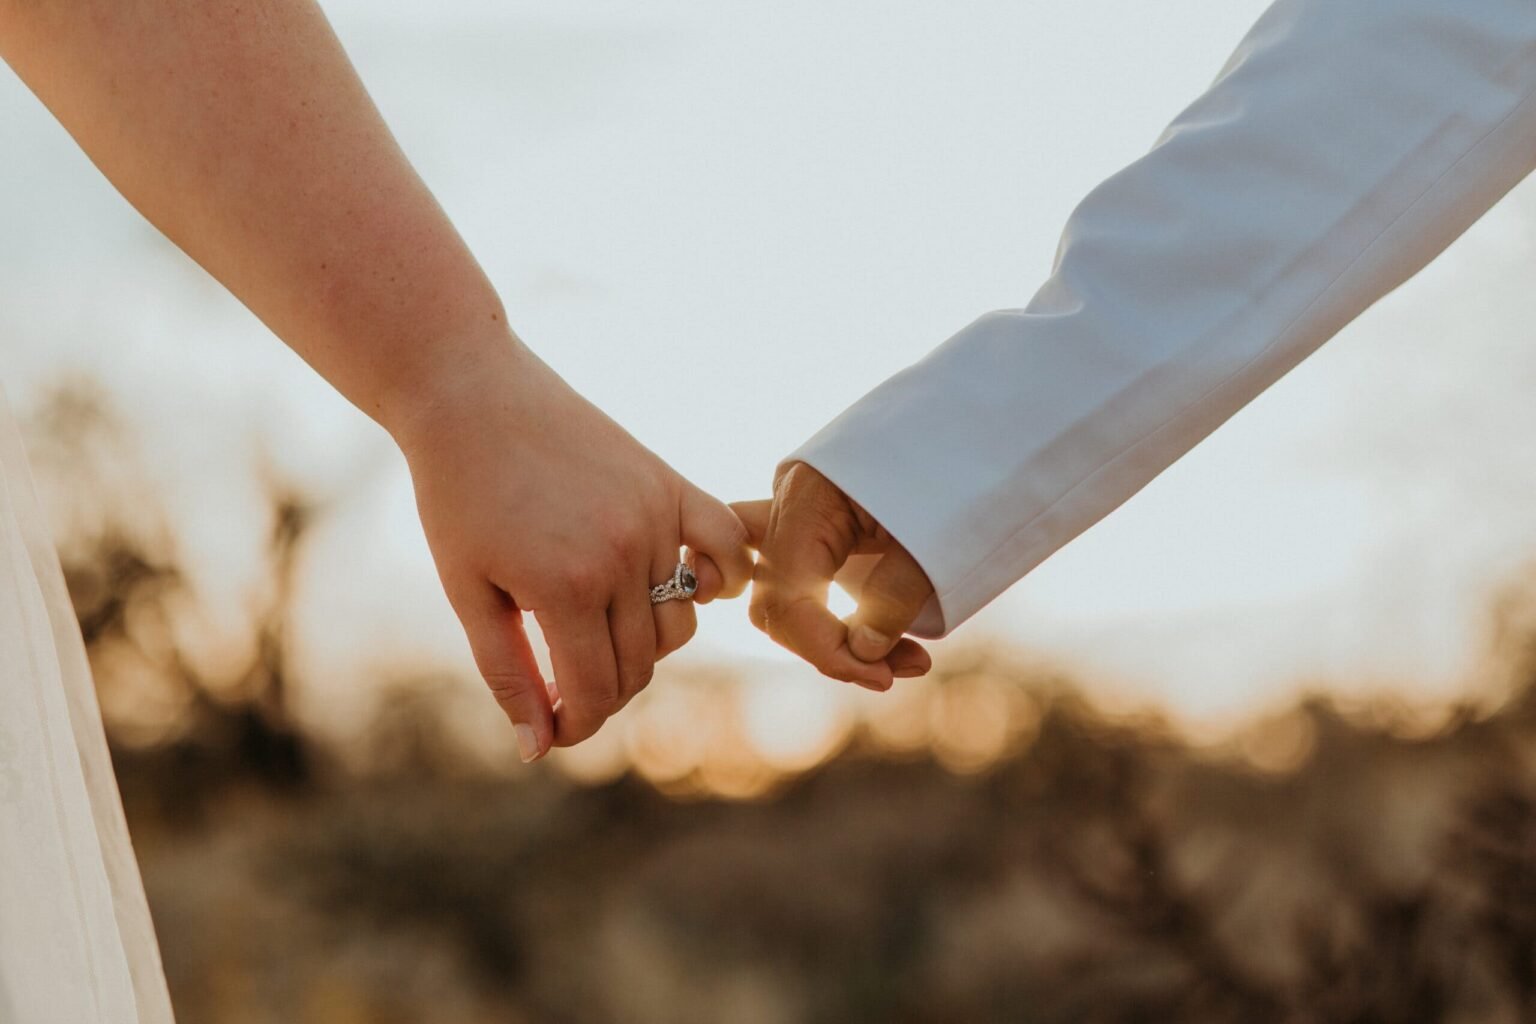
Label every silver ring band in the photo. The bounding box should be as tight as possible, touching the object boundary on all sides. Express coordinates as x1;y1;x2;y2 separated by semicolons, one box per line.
650;562;698;605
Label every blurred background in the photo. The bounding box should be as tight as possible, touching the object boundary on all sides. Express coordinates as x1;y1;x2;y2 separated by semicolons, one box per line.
7;1;1536;1020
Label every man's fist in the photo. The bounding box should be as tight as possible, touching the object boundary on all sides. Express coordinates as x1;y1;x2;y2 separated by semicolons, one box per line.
735;463;934;690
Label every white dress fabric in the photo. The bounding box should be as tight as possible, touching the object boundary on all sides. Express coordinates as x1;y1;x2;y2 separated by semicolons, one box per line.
0;385;174;1023
795;0;1536;638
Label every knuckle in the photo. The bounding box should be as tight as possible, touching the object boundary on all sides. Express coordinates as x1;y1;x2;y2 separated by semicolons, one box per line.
483;672;534;708
778;463;842;515
622;663;656;695
618;647;656;688
555;691;622;745
604;522;647;563
823;660;878;687
557;563;606;601
566;677;624;718
587;689;624;718
554;716;602;747
774;461;815;497
810;656;854;683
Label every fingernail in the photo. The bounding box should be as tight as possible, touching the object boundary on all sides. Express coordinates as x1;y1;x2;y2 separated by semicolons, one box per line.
894;665;926;679
852;626;892;660
514;723;541;764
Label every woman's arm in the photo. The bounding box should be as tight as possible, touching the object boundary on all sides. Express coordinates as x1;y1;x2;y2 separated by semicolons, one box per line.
0;0;753;761
0;0;491;429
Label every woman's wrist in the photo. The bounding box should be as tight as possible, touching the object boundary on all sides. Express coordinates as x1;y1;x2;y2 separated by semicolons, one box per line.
375;315;536;458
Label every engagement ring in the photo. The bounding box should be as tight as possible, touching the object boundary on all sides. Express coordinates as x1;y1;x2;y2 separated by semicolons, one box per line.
650;562;698;605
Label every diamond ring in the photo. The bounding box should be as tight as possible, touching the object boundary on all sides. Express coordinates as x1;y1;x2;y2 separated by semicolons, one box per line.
650;562;699;605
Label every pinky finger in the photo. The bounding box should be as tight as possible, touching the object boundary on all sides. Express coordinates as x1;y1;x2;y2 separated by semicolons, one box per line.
680;486;754;601
688;551;725;604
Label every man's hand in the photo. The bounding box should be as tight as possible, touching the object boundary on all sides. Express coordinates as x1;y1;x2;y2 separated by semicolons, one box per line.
737;463;934;689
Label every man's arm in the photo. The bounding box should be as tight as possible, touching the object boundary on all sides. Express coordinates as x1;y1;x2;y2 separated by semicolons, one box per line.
754;0;1536;677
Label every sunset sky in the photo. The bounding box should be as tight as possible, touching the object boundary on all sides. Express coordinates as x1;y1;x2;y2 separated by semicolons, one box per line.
5;0;1536;744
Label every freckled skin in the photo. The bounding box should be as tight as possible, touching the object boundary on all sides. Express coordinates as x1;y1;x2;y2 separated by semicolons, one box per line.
0;0;756;759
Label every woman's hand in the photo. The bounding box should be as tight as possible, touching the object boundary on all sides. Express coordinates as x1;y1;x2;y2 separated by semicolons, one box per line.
0;0;754;763
391;332;753;764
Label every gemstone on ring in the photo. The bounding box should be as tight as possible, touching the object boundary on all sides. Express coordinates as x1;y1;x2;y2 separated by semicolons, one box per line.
650;562;698;605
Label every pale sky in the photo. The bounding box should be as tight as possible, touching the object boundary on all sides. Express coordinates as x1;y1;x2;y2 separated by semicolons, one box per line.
4;0;1536;737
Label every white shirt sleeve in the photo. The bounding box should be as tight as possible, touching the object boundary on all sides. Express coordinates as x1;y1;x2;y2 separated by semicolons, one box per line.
789;0;1536;638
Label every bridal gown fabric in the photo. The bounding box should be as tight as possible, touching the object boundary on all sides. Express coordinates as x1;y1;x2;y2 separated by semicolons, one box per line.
0;386;174;1023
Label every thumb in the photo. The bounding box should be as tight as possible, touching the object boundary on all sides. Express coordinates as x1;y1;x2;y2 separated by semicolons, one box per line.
847;545;934;662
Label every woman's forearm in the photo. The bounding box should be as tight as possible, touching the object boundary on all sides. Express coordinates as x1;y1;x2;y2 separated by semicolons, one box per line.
2;0;761;755
0;0;505;433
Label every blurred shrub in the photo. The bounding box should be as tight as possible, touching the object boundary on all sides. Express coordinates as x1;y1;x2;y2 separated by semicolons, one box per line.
29;382;1536;1024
